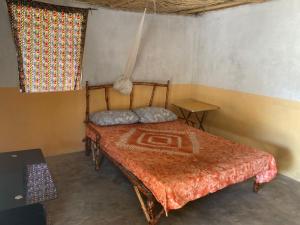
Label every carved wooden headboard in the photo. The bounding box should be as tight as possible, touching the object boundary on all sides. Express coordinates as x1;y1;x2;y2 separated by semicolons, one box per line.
85;80;170;122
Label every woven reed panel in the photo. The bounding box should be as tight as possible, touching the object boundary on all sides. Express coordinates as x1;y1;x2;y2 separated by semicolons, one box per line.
78;0;268;15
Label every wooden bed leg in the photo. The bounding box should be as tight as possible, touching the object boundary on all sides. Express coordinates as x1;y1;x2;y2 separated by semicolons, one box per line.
134;186;151;222
148;198;165;225
95;150;104;171
147;199;156;225
133;186;164;225
85;137;92;156
94;153;100;171
253;181;262;193
94;135;104;171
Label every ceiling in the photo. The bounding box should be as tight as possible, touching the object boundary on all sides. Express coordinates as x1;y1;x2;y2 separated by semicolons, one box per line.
77;0;268;15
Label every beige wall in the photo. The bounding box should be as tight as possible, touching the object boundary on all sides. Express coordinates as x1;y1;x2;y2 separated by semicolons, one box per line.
0;88;85;156
1;84;300;181
189;85;300;180
0;84;192;156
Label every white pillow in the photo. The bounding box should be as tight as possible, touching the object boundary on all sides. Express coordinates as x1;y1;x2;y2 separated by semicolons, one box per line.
90;110;139;126
134;107;177;123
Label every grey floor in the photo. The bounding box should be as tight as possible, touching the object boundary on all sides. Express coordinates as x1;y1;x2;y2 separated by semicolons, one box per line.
45;152;300;225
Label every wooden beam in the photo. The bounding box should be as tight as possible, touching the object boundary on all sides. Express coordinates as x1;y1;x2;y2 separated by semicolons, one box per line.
177;0;267;15
79;0;268;15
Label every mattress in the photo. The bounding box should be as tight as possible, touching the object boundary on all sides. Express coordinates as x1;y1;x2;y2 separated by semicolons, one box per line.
86;120;277;212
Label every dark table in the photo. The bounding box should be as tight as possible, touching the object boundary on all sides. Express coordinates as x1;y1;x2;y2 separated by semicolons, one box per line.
0;149;57;225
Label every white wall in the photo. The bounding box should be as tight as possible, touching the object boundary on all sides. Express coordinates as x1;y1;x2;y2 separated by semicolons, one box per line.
192;0;300;101
0;0;19;87
84;9;197;84
1;0;300;102
0;0;196;87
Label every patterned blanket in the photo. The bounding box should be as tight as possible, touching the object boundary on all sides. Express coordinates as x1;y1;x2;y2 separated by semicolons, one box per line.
86;120;277;212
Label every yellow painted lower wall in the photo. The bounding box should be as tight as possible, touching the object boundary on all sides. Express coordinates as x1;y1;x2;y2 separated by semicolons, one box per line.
189;84;300;181
1;84;300;181
0;88;86;156
0;85;192;156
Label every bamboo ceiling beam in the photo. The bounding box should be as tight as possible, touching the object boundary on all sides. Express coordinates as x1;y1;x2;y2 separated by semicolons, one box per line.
110;0;136;8
77;0;270;15
177;0;267;15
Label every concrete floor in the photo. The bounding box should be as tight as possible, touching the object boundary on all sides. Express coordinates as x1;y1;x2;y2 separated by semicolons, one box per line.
45;152;300;225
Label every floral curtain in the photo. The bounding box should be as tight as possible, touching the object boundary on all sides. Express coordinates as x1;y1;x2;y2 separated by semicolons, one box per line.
6;0;88;92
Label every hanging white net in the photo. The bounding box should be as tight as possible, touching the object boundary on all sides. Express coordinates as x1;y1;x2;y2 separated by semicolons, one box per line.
113;8;147;95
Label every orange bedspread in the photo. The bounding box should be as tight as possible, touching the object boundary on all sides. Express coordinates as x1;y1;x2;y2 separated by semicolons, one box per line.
86;120;277;212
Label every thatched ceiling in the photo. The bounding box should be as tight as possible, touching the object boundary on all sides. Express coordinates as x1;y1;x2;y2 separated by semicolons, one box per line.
78;0;267;15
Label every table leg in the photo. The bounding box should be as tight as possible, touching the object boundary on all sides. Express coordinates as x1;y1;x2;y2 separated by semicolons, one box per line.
179;108;192;125
195;111;207;131
186;112;192;125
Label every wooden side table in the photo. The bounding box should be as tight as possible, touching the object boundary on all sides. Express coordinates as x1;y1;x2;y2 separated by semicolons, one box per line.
172;98;219;131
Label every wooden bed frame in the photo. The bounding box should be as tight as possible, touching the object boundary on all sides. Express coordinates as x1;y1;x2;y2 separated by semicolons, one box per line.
83;80;261;225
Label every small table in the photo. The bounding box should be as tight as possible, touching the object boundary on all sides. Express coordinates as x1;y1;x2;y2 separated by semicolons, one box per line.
173;98;219;131
0;149;57;225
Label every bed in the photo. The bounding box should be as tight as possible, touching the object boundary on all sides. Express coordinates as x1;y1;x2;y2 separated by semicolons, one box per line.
84;81;277;225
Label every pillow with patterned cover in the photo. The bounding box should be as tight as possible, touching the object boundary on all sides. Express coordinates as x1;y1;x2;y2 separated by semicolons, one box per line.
134;107;177;123
90;110;139;126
